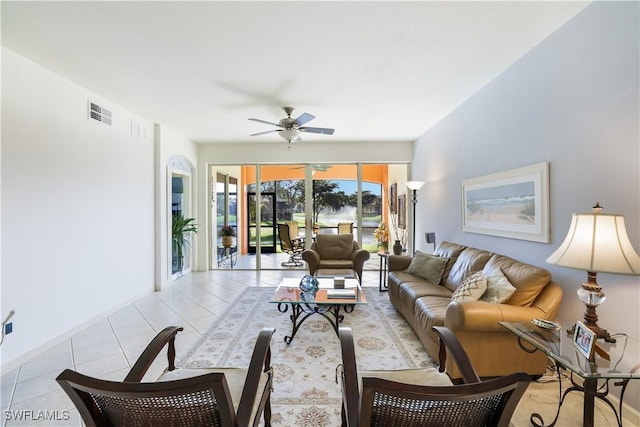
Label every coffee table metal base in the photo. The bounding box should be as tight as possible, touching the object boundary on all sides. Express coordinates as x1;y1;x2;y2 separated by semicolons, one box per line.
277;301;354;344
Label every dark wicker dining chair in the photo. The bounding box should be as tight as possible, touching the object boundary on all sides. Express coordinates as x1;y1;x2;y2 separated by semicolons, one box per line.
57;326;275;427
338;326;529;427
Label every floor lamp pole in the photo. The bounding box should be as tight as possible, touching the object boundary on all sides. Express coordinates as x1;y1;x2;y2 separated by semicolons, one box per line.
410;189;418;255
406;181;425;256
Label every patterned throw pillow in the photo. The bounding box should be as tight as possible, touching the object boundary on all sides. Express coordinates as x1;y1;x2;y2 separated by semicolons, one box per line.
450;271;487;303
480;268;517;304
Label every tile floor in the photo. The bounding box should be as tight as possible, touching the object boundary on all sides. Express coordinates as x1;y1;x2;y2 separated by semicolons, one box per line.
0;256;383;427
1;256;636;426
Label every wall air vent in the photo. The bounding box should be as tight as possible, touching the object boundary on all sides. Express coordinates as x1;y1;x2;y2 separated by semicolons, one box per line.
87;100;112;125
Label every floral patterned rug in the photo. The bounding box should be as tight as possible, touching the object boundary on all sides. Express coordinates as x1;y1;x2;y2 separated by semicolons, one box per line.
178;286;435;427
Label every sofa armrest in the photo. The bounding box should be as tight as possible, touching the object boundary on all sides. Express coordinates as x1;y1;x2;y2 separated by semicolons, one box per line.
445;300;552;333
351;249;371;282
388;255;412;272
531;281;563;319
302;249;320;275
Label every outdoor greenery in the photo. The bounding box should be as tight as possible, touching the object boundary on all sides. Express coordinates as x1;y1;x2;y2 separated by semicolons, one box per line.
249;179;381;225
219;225;236;236
246;178;383;252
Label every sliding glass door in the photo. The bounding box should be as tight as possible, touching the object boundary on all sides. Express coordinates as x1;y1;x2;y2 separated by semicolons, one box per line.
210;163;407;270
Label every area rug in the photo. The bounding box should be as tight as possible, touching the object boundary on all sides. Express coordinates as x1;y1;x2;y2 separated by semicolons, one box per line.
178;286;435;426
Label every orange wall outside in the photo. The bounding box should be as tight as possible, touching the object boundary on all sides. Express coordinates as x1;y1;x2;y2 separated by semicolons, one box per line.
237;164;389;254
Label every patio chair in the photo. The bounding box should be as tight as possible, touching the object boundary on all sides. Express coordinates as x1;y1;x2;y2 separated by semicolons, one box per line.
285;220;302;239
337;222;354;234
338;326;529;426
278;223;305;267
57;326;275;427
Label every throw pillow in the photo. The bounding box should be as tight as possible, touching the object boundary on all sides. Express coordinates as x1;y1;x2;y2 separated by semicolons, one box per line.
450;271;487;303
480;268;517;304
404;251;449;284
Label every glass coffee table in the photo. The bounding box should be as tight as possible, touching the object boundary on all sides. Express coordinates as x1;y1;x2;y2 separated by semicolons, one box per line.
500;321;640;427
270;278;367;344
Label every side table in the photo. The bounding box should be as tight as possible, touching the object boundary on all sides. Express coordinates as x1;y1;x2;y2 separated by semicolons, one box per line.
217;245;237;268
377;252;390;292
500;321;640;427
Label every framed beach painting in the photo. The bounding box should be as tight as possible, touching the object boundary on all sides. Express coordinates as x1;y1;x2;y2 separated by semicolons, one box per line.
461;162;550;243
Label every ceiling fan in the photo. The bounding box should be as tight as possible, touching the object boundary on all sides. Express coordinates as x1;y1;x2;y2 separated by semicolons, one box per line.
248;107;335;143
290;164;332;172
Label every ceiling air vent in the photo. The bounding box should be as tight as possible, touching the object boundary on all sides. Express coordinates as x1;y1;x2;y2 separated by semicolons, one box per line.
87;100;112;125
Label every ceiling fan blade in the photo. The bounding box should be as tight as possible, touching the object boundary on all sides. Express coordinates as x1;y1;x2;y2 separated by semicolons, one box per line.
299;126;335;135
250;129;280;136
248;118;282;127
293;113;315;126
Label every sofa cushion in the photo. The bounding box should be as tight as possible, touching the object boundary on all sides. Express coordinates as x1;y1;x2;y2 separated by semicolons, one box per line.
480;268;517;304
445;247;492;292
404;251;449;284
315;234;354;260
483;254;551;306
451;271;487;303
318;260;354;270
434;242;467;285
414;296;450;342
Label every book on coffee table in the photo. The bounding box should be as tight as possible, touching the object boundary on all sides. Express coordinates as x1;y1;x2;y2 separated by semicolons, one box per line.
326;289;356;299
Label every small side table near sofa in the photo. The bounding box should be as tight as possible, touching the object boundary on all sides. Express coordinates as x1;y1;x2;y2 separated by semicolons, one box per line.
501;321;640;427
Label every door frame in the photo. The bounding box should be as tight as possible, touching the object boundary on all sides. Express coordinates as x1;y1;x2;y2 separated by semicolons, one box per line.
168;167;193;279
246;191;277;253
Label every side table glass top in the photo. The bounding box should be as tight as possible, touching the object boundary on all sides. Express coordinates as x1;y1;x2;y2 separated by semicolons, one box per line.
500;321;640;380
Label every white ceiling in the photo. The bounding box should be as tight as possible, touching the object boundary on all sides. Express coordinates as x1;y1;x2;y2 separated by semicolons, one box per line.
2;1;590;144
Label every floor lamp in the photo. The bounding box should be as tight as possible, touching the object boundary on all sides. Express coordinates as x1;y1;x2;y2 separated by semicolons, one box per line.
406;181;425;255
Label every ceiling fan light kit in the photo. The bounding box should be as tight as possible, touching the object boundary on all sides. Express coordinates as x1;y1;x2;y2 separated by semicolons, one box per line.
278;129;301;143
249;106;334;144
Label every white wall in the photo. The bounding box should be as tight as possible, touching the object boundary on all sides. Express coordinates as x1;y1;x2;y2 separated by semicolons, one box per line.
1;48;156;369
412;2;639;408
197;140;413;165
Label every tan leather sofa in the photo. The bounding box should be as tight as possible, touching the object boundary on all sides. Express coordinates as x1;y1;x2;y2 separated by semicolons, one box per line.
388;241;563;380
302;234;370;283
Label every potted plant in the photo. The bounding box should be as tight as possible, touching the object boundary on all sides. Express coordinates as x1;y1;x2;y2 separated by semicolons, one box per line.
172;215;198;273
373;222;389;253
220;225;236;248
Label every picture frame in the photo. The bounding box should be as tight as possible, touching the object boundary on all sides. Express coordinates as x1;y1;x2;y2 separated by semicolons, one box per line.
398;194;407;229
461;162;550;243
573;321;596;360
389;183;397;214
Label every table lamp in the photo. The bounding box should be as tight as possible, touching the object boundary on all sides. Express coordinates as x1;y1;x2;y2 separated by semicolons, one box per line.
546;203;640;342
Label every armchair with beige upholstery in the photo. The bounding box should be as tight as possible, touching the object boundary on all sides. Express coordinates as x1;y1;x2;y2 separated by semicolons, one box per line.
302;233;370;283
57;326;275;427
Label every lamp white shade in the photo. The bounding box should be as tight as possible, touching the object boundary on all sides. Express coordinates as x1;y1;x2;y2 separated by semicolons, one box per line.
406;181;425;190
546;213;640;275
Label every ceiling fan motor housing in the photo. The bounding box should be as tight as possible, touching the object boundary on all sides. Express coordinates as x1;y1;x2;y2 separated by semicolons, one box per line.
279;118;296;129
